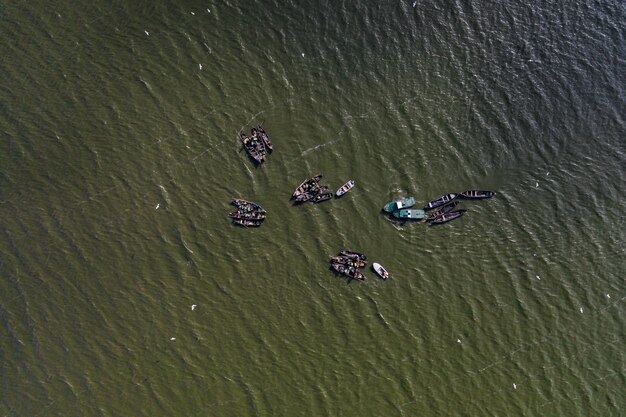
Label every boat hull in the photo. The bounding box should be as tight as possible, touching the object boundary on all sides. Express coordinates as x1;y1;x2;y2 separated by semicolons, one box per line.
393;209;425;220
383;197;415;213
335;180;355;197
424;193;458;211
372;262;389;280
459;190;496;199
430;209;467;225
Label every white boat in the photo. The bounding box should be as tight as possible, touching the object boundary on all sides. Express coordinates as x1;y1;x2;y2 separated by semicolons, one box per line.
372;262;389;280
335;180;355;197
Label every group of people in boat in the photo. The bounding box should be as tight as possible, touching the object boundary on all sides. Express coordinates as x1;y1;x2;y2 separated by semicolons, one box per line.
229;199;267;227
239;125;273;164
291;174;333;204
330;251;368;281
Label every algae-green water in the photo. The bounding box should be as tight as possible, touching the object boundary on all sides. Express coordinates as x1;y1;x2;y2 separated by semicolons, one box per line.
1;1;624;416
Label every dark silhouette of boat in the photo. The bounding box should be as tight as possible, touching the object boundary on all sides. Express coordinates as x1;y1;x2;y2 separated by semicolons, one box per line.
231;199;265;212
459;190;496;199
430;209;467;225
312;192;333;204
331;263;365;282
239;131;264;164
257;125;273;152
292;174;322;199
330;256;367;268
340;250;367;261
228;211;267;220
425;201;459;222
424;193;458;211
233;219;263;227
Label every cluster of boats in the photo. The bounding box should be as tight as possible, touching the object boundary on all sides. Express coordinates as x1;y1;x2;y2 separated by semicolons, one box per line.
329;251;390;282
291;174;356;204
383;190;496;225
229;199;267;227
239;125;273;164
329;250;368;281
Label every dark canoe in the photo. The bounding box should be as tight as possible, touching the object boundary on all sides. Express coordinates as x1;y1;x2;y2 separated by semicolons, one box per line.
233;219;263;227
257;125;273;152
330;256;367;268
460;190;496;199
425;201;459;222
345;267;365;281
239;131;264;164
231;199;265;212
228;211;266;220
312;192;333;204
294;193;315;203
423;193;458;211
293;174;322;198
340;250;367;261
430;209;467;225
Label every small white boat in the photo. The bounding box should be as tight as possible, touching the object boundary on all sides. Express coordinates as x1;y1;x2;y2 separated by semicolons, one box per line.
335;180;355;197
372;262;389;280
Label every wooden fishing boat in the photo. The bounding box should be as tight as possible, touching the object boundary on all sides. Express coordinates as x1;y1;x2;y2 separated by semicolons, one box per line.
233;219;263;227
228;211;266;220
372;263;389;280
292;174;322;198
430;209;467;225
294;193;314;203
423;193;458;211
335;180;355;197
231;199;266;212
330;256;367;268
345;266;366;282
425;201;459;222
331;263;365;281
257;125;273;152
392;209;425;220
383;197;415;213
340;250;367;261
239;131;264;164
459;190;496;199
312;192;333;204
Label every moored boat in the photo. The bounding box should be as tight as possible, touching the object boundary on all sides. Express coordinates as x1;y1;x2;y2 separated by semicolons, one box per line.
383;197;415;213
392;209;425;220
330;256;367;268
239;131;264;164
233;219;263;227
292;174;322;198
425;201;459;222
312;192;333;204
423;193;458;211
339;250;367;261
344;266;365;282
335;180;355;197
430;209;467;225
459;190;496;199
372;263;389;280
257;125;273;152
231;199;266;212
228;211;267;220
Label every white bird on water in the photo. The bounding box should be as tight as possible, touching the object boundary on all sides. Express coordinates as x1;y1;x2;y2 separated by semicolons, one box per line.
513;383;517;389
191;304;197;311
144;30;150;36
155;203;160;209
